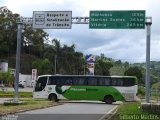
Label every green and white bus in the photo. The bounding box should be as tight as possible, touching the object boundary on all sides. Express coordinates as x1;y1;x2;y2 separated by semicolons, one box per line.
33;75;138;104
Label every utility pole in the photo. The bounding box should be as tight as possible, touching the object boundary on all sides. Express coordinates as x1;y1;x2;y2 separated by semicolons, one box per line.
55;55;57;74
84;63;85;75
14;17;23;103
145;17;152;103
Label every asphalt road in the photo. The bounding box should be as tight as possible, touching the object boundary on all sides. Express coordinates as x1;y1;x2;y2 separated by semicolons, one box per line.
17;101;118;120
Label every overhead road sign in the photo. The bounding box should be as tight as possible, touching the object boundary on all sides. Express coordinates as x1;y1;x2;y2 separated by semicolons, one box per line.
32;11;72;29
89;10;145;29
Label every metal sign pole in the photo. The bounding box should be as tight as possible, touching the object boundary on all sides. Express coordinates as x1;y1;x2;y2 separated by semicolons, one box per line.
14;17;23;103
145;17;152;103
55;55;57;74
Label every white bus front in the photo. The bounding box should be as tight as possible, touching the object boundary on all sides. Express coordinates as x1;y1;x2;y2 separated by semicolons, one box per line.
33;76;49;99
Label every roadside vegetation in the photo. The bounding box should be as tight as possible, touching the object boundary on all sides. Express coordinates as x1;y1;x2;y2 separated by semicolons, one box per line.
110;102;160;120
0;98;60;115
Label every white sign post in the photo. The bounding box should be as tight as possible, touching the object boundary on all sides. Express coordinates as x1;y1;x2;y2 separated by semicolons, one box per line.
86;55;96;75
32;69;37;81
87;63;95;75
32;11;72;29
31;69;37;87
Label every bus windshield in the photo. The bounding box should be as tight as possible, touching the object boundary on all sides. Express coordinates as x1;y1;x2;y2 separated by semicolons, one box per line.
35;76;48;92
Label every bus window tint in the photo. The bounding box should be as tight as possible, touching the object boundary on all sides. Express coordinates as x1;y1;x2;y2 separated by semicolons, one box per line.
111;78;124;86
88;77;97;86
56;77;62;85
73;77;85;85
48;76;56;85
124;78;135;86
63;77;73;85
99;77;111;86
111;78;117;86
117;78;124;86
35;76;47;91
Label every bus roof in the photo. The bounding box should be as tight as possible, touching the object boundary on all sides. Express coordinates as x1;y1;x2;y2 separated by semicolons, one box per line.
37;75;137;79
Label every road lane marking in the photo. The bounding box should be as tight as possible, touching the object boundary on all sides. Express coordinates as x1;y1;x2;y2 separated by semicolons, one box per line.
98;105;118;120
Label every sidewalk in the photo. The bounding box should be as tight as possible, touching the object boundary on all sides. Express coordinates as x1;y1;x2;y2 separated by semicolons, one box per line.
0;87;33;92
0;98;13;104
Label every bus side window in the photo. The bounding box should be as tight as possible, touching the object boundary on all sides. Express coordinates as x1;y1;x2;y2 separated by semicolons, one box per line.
98;77;111;86
63;77;73;85
105;78;111;85
56;77;62;85
124;78;135;86
98;78;104;86
111;78;117;86
99;77;111;86
87;77;97;86
73;77;85;85
48;76;56;85
111;78;124;86
117;78;124;86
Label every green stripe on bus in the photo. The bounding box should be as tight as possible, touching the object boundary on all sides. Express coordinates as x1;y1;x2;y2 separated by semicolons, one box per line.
59;86;125;101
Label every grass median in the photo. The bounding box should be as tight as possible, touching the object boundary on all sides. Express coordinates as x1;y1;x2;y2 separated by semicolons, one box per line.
110;102;160;120
0;98;60;115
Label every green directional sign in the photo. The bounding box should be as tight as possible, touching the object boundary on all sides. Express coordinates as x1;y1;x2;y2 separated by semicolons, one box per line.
89;10;145;29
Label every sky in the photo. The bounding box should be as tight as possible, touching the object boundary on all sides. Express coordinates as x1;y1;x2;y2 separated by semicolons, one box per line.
1;0;160;63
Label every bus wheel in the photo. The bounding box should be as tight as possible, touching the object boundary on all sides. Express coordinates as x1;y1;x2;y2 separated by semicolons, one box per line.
48;94;58;102
104;95;113;104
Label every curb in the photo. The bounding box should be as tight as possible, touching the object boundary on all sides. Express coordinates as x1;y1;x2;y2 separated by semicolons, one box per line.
98;105;118;120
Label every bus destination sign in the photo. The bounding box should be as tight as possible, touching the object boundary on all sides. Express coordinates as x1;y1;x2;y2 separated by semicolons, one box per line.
89;10;145;29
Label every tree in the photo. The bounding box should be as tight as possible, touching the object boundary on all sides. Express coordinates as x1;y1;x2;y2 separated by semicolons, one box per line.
43;39;62;74
32;58;52;75
124;66;143;84
95;57;113;75
0;12;18;57
124;61;129;69
43;39;84;75
22;26;49;57
115;60;122;66
0;69;14;86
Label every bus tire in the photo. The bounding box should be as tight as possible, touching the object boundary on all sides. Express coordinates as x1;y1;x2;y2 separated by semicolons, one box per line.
104;95;113;104
48;94;58;102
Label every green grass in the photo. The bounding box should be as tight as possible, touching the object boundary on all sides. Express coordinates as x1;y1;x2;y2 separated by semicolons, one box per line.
0;91;32;98
117;102;147;114
110;102;160;120
0;98;60;115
